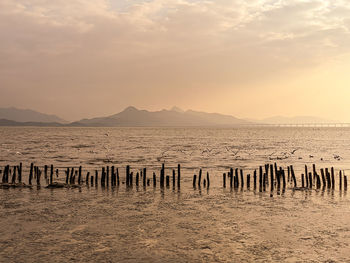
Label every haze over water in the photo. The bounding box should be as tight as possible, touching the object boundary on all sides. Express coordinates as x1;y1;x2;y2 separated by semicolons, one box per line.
1;127;350;262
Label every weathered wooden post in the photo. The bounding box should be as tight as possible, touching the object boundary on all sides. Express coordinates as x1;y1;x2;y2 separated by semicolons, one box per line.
259;166;263;191
130;172;133;186
290;165;297;188
18;163;22;183
95;170;98;186
166;175;170;187
339;170;342;190
172;169;176;187
11;166;16;184
78;166;82;185
29;163;33;185
305;165;308;188
198;169;202;187
91;175;94;186
223;173;226;188
235;168;239;188
116;168;120;186
325;168;331;188
320;169;326;188
331;167;335;189
193;174;197;188
240;169;244;189
136;172;139;186
101;167;105;186
106;166;109;187
153;172;156;187
254;170;257;189
247;174;251;189
50;164;54;184
282;169;286;189
229;168;233;188
270;166;274;191
177;164;181;188
160;164;165;187
143;168;147;187
207;172;210;188
126;165;130;186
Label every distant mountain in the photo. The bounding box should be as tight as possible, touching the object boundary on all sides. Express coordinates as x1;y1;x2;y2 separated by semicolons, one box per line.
71;106;250;127
0;107;67;123
256;116;338;124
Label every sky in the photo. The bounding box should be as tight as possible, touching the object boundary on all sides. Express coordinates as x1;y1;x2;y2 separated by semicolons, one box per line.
1;0;350;121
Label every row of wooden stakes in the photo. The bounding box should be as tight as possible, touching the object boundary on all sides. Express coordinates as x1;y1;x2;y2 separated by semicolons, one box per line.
221;164;348;191
0;163;183;188
0;162;347;191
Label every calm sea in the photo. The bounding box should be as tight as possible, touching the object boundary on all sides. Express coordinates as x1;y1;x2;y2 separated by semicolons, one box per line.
0;127;349;262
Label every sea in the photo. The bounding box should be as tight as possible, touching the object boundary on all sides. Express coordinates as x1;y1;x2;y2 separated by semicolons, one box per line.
0;127;349;262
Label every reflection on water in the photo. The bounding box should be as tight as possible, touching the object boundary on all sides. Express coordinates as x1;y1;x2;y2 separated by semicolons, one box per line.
0;127;350;262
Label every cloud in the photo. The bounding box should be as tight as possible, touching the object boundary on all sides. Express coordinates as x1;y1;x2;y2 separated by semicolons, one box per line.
1;0;350;119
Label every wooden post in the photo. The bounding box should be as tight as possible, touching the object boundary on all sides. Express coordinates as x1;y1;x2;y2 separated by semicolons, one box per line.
254;170;257;189
230;168;233;188
78;166;82;185
37;168;41;185
116;168;119;186
270;166;274;191
106;166;109;187
50;164;54;184
160;164;165;188
11;166;16;184
126;165;130;186
166;175;170;187
177;164;181;188
95;170;98;186
91;175;94;186
305;165;308;188
339;170;342;190
259;166;263;191
111;166;115;186
320;169;326;187
235;168;239;188
207;172;210;188
198;169;202;187
101;167;105;186
18;163;22;183
263;173;266;191
29;163;33;185
130;172;133;186
65;168;69;184
223;173;226;188
136;172;139;186
287;166;290;182
240;169;244;189
331;167;335;189
153;172;156;187
325;168;331;188
86;172;90;185
290;165;297;188
344;174;347;190
172;169;175;187
193;174;197;188
143;168;147;187
247;174;251;189
282;169;286;189
44;165;48;180
70;167;74;184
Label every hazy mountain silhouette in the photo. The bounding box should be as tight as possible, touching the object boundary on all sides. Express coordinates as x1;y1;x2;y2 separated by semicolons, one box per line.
71;106;249;127
0;107;67;123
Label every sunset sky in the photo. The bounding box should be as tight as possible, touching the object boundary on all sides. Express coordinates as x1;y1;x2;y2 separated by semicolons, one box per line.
1;0;350;121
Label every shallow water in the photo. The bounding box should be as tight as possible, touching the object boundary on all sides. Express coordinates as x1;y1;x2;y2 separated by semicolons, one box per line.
0;127;350;262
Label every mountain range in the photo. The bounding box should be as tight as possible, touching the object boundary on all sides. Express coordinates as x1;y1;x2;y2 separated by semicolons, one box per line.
0;106;338;127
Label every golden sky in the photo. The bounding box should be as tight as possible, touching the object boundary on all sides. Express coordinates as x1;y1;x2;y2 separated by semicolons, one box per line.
1;0;350;121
